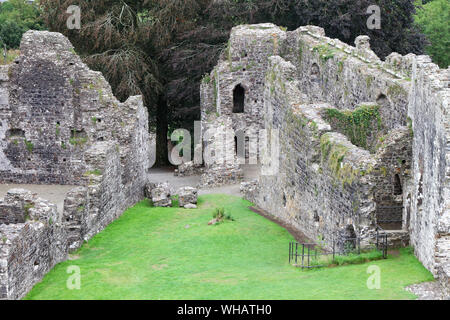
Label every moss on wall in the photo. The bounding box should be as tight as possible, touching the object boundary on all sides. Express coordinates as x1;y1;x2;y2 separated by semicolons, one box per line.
387;83;407;98
320;133;349;176
323;105;382;151
320;133;367;186
312;44;336;63
213;70;218;109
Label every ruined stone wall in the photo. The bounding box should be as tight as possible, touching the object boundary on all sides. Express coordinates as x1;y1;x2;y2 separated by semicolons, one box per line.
407;56;450;279
245;56;410;246
201;24;412;143
200;24;412;187
281;27;411;131
200;115;244;187
0;31;152;299
0;31;150;187
0;30;151;249
372;128;412;229
0;189;67;300
201;24;286;133
62;141;126;250
199;24;286;185
226;24;448;282
203;24;414;244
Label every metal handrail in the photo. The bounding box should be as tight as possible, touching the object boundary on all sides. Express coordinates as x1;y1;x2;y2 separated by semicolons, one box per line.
289;229;388;268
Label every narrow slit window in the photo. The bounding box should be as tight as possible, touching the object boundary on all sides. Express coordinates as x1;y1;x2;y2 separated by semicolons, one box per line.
233;84;245;113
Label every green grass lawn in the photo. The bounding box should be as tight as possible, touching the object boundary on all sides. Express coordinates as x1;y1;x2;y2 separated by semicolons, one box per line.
25;194;433;300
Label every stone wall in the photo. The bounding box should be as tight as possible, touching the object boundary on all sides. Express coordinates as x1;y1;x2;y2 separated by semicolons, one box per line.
0;189;67;300
199;24;286;185
201;24;286;132
244;55;411;247
203;23;448;284
0;30;151;249
0;31;152;299
200;24;412;187
407;56;450;282
281;27;411;131
0;31;150;187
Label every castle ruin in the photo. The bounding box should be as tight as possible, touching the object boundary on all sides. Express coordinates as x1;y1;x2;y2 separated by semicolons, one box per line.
201;24;449;295
0;23;448;299
0;31;151;299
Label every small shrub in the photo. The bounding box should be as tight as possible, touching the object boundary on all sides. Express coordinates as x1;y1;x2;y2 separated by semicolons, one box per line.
83;169;102;176
209;207;234;225
212;207;234;221
0;49;20;65
171;195;179;207
212;207;224;219
24;139;34;153
24;203;34;221
323;105;383;151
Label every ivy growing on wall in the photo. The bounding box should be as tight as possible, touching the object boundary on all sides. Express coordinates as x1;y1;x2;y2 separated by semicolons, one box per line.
323;105;383;151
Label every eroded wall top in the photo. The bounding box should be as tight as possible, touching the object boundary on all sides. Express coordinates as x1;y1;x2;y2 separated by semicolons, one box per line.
0;31;150;186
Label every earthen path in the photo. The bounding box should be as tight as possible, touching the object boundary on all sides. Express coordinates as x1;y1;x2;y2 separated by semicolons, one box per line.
0;184;76;214
148;164;261;196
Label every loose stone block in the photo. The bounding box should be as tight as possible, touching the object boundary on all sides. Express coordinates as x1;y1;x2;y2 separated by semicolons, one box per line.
152;183;172;207
178;187;198;207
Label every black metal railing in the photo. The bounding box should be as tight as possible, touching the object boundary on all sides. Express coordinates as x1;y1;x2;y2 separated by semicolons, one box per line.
289;228;388;269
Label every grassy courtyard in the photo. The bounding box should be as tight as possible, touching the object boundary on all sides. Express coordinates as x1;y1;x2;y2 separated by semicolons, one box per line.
25;194;433;300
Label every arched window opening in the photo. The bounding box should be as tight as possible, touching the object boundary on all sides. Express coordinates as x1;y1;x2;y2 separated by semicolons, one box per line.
233;84;245;113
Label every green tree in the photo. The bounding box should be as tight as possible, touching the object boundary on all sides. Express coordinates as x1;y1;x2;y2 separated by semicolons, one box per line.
0;20;23;49
39;0;215;165
415;0;449;68
39;0;426;166
0;0;44;49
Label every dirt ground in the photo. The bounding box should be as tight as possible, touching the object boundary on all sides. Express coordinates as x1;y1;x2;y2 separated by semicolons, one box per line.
0;184;76;213
148;164;260;197
0;165;260;214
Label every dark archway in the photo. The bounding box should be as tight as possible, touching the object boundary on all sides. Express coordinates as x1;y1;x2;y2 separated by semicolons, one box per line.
310;63;320;82
233;84;245;113
393;174;402;195
376;94;388;107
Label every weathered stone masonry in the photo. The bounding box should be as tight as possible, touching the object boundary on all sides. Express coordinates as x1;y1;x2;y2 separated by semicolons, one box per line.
0;189;67;300
407;56;450;290
0;31;151;299
199;24;287;186
203;23;449;292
